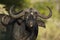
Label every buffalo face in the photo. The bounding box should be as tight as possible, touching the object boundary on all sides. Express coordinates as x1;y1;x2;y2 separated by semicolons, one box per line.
23;7;52;28
24;9;37;27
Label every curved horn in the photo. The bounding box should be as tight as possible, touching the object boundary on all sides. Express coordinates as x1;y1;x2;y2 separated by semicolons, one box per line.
9;5;25;18
37;6;52;19
1;15;10;25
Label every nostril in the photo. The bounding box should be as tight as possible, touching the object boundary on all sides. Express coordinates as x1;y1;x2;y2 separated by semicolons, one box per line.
34;12;37;14
25;12;28;14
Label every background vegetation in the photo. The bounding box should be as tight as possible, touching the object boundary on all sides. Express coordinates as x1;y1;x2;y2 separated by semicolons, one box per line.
0;0;60;40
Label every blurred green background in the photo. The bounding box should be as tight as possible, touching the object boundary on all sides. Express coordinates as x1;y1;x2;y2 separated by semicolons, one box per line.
0;0;60;40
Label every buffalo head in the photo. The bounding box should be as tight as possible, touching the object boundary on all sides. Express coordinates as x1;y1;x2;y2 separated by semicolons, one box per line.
22;7;52;28
8;6;52;28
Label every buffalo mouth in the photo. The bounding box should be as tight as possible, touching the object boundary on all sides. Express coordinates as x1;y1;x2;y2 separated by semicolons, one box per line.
29;21;33;27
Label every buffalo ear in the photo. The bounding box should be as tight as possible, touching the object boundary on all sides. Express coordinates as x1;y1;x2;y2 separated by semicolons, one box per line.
37;20;46;28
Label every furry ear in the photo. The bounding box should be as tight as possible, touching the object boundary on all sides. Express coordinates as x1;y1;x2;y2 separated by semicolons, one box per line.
1;15;11;26
37;20;46;28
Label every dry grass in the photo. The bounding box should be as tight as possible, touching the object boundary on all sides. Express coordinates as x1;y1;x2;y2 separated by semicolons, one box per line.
37;18;60;40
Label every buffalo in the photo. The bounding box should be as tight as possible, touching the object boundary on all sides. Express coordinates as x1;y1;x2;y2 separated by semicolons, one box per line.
1;6;52;40
0;14;6;40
